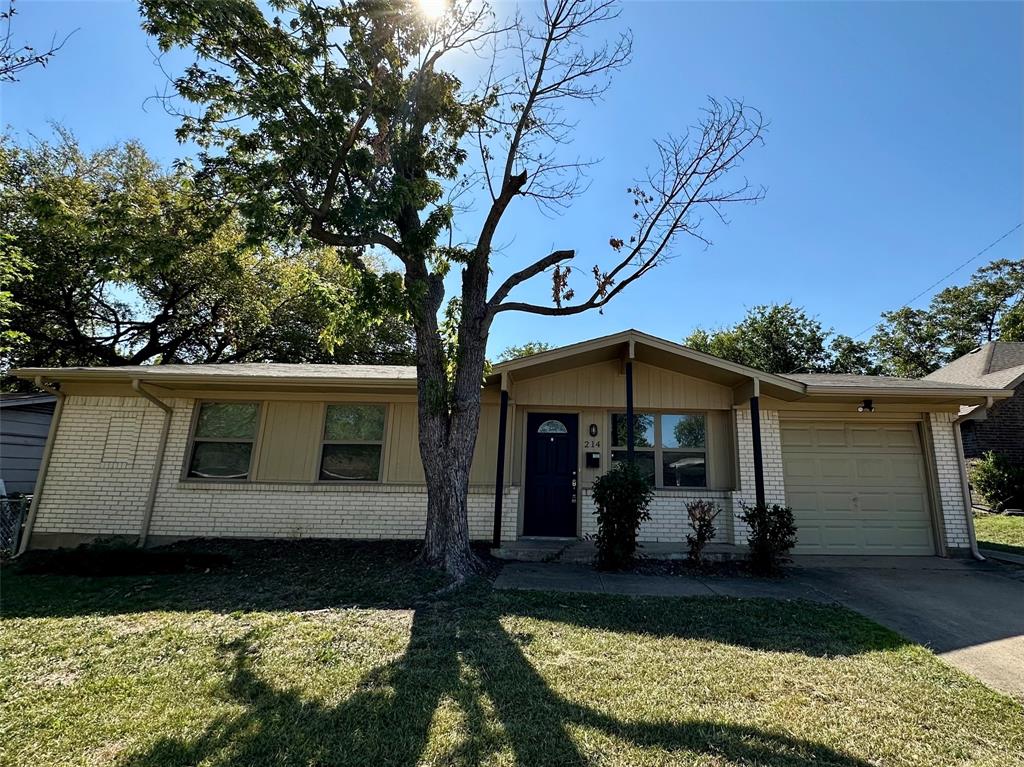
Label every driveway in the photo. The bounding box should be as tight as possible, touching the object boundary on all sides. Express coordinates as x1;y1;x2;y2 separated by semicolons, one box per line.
495;556;1024;699
788;557;1024;700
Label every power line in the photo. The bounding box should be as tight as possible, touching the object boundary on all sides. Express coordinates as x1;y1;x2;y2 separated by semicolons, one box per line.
849;222;1023;341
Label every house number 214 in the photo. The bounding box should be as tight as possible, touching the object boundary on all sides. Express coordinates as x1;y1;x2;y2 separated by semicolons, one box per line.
583;439;601;448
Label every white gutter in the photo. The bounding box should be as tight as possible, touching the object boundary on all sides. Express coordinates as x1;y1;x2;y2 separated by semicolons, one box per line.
953;410;984;561
14;377;66;556
131;380;173;547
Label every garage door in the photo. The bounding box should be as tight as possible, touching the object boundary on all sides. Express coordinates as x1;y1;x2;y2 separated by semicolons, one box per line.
780;421;935;555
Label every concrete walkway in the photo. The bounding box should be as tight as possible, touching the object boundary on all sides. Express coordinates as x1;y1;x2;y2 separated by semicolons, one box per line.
495;557;1024;699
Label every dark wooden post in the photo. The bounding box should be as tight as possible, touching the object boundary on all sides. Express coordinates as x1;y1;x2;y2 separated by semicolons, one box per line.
625;360;635;463
750;393;766;509
491;388;510;548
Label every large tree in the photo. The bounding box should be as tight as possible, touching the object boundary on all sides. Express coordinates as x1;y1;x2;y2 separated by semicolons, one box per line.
0;130;414;385
142;0;765;577
683;303;874;375
871;258;1024;377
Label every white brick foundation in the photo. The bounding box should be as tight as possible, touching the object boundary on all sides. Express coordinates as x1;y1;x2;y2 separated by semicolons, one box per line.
580;488;734;543
32;396;518;546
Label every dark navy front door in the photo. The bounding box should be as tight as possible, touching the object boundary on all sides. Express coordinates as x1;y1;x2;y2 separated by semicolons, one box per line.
523;413;579;537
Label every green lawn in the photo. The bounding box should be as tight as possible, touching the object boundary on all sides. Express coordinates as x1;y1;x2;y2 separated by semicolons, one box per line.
2;541;1022;767
974;513;1024;556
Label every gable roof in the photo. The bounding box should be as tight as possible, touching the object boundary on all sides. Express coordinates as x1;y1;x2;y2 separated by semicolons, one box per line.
490;329;807;400
489;329;1010;403
924;342;1024;390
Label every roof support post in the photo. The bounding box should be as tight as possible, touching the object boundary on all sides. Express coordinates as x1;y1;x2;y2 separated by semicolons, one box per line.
625;360;635;463
491;385;510;549
132;380;172;548
14;377;65;556
750;379;766;509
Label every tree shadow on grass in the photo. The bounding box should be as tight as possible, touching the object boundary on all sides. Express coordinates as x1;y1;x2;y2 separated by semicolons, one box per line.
121;592;879;767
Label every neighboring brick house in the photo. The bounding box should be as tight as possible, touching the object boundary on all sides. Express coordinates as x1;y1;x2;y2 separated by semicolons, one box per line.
13;330;1011;557
925;342;1024;465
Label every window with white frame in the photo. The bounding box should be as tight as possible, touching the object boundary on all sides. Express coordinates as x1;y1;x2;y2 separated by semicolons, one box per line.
319;404;386;481
611;412;707;488
187;402;260;480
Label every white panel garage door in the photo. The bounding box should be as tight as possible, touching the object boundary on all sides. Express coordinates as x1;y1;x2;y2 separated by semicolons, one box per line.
780;421;936;555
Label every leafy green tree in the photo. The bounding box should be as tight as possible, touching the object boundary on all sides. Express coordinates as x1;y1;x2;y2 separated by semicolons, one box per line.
0;131;413;386
827;334;877;376
497;341;553;362
141;0;765;576
684;303;833;374
870;258;1023;376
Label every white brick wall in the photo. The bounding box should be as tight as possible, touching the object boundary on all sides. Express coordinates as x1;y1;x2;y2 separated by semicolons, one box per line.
33;394;975;554
731;407;786;544
580;488;734;543
33;395;518;545
928;411;972;550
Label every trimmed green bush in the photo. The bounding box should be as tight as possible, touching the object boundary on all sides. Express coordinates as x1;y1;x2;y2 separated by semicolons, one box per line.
685;499;721;565
740;503;797;575
969;451;1024;511
592;462;654;570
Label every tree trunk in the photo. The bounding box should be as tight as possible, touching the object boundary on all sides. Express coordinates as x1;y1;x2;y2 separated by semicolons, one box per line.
411;272;487;580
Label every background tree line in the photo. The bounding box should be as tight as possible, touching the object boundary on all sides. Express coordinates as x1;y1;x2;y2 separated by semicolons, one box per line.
0;129;415;389
501;259;1023;377
682;260;1022;377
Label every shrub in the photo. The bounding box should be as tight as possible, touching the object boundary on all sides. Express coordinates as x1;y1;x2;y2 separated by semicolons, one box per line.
685;499;721;565
969;451;1024;512
740;503;797;575
591;462;654;570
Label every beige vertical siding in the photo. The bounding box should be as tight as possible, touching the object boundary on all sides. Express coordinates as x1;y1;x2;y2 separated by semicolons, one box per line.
512;360;732;409
384;402;425;483
255;401;323;482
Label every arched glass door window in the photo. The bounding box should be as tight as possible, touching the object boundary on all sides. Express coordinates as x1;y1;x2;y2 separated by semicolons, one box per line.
537;419;568;434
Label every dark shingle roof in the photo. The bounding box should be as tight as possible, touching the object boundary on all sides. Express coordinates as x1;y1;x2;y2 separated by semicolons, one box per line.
784;373;993;391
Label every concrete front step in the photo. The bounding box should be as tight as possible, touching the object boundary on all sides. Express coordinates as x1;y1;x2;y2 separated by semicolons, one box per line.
491;538;748;564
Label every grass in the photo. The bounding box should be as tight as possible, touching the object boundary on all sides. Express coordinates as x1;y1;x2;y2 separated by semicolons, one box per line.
2;540;1022;767
974;512;1024;556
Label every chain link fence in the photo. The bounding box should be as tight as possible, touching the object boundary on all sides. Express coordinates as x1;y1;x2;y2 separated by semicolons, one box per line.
1;496;31;558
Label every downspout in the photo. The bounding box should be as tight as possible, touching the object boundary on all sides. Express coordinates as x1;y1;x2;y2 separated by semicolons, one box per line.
132;379;173;548
14;377;66;556
953;410;984;561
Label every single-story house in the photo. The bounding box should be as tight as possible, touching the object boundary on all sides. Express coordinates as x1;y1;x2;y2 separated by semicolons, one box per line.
924;341;1024;465
13;330;1013;557
0;392;57;496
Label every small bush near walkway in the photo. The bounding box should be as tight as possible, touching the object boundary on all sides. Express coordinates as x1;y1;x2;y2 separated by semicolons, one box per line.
741;503;798;575
686;499;721;565
592;462;654;570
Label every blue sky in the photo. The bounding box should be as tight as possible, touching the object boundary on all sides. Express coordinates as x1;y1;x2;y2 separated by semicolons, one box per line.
3;1;1022;358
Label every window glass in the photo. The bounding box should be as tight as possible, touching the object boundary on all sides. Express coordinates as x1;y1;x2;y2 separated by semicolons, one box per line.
188;442;253;479
320;444;382;481
324;404;386;442
611;449;656;486
661;414;706;449
537;419;568;434
194;402;259;439
662;451;706;488
611;413;655;448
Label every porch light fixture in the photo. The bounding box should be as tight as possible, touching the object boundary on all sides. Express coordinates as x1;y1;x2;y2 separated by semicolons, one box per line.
857;399;875;413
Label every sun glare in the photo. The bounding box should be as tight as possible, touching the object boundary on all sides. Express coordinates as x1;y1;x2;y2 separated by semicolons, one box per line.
417;0;449;20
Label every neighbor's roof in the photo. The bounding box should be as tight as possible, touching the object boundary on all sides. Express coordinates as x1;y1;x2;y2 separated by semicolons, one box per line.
923;342;1024;390
0;392;58;408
